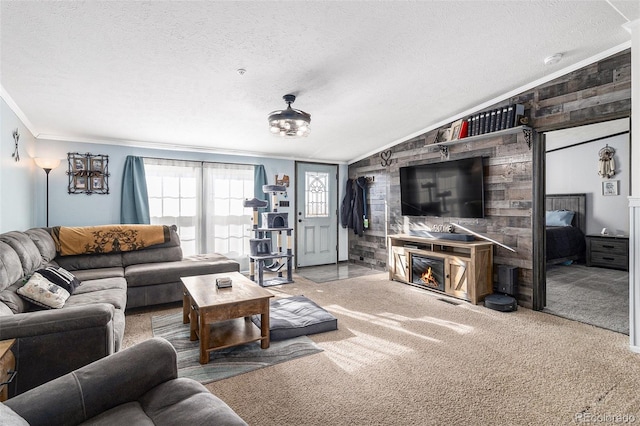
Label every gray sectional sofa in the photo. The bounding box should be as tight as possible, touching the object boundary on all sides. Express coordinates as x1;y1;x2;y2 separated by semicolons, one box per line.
0;225;239;396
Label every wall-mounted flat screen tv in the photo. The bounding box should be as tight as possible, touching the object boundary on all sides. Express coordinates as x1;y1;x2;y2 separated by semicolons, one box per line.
399;157;485;218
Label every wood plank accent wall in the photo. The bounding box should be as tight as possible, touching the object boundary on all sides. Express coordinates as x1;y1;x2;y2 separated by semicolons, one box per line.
348;50;631;309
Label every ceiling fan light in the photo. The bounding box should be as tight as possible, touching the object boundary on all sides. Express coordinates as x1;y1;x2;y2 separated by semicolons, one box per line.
268;94;311;138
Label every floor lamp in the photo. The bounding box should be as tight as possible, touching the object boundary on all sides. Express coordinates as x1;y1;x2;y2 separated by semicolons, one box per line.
34;158;61;227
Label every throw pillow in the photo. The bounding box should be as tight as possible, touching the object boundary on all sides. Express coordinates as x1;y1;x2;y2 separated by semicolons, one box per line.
36;266;81;294
546;210;575;227
17;272;70;309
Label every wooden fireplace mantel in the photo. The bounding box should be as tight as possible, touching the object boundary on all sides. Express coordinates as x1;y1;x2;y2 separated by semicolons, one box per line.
388;234;494;304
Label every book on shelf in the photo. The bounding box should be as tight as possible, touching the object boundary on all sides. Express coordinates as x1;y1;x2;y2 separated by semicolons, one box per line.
483;111;491;134
505;103;524;129
459;119;469;139
499;106;509;130
513;103;525;126
495;108;503;131
478;113;486;135
488;110;497;133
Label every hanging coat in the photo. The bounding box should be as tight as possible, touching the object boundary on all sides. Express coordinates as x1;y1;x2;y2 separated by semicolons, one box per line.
352;177;368;237
340;178;354;229
356;177;369;227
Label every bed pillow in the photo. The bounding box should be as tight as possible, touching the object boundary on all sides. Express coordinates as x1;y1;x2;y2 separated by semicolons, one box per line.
546;210;575;227
17;272;70;309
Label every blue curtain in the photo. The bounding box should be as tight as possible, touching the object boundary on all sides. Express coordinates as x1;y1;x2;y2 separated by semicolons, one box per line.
254;165;270;227
120;156;150;224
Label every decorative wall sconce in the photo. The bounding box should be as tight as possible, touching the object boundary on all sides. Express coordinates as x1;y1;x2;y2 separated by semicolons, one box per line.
67;152;110;195
12;129;20;162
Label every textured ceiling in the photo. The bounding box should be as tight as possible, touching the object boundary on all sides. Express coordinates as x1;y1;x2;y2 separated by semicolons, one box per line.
1;1;637;163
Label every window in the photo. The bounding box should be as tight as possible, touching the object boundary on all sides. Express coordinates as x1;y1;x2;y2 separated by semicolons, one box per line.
305;171;329;217
144;159;254;270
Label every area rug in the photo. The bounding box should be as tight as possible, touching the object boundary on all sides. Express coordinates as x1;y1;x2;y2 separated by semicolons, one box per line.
151;312;323;384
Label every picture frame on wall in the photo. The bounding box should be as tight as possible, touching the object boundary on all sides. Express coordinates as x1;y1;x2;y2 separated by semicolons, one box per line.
73;157;87;172
74;176;87;190
91;158;103;172
602;180;619;196
67;152;110;194
91;176;103;191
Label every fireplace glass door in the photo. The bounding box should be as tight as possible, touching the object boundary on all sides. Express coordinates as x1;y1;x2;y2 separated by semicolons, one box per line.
410;254;445;292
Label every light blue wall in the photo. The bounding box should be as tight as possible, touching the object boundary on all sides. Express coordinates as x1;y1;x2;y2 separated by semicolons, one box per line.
35;139;295;226
0;98;36;232
2;93;348;261
33;137;349;261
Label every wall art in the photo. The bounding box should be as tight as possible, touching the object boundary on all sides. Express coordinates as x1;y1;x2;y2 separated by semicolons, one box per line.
67;152;109;195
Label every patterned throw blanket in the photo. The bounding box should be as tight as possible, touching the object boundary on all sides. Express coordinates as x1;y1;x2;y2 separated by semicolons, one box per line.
51;225;170;256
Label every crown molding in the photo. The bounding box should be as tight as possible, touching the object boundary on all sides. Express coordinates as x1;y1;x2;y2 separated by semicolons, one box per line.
348;40;632;165
37;132;346;164
0;85;38;137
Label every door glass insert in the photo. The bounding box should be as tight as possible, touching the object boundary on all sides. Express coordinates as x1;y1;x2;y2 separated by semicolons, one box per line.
305;171;329;217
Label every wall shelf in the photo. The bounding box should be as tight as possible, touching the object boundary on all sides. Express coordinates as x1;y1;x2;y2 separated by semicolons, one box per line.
429;126;533;157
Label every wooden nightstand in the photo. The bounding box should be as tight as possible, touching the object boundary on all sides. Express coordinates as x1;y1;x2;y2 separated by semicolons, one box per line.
585;234;629;271
0;338;16;401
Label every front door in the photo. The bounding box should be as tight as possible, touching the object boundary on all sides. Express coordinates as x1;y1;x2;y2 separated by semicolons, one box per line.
295;162;338;267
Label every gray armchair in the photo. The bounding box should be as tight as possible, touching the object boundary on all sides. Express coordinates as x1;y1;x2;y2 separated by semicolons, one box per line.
2;337;247;425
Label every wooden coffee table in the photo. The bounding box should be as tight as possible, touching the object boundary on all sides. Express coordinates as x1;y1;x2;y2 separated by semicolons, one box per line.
181;272;273;364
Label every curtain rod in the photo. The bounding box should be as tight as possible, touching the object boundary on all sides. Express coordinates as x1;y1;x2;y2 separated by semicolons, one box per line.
545;130;629;154
140;155;257;168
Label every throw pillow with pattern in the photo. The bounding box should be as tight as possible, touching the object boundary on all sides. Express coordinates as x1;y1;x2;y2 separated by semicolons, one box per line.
35;266;81;294
17;273;70;309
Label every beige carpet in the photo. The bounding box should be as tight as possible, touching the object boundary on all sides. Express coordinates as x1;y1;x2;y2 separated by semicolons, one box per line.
123;273;640;426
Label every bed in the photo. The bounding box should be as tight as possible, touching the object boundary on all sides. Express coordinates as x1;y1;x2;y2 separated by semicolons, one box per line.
545;193;587;265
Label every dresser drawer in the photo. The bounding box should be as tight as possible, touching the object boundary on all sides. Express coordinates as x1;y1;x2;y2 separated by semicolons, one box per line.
589;252;629;270
589;239;627;255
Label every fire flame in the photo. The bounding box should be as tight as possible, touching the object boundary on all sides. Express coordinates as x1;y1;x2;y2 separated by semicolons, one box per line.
420;267;438;287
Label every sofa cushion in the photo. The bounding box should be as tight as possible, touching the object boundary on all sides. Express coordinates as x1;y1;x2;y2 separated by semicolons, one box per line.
121;245;183;267
25;228;58;263
0;402;29;426
0;281;33;313
125;254;239;287
72;276;127;295
17;272;71;309
55;252;123;271
0;241;23;292
139;378;248;425
81;401;155;426
0;302;14;316
0;232;42;276
72;267;125;282
121;226;182;267
36;266;81;294
65;278;127;311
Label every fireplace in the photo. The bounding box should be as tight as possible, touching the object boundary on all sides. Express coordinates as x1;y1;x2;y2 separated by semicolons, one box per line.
411;254;445;292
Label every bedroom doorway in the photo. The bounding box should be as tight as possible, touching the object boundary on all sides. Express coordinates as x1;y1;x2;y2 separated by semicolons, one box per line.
542;118;630;334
